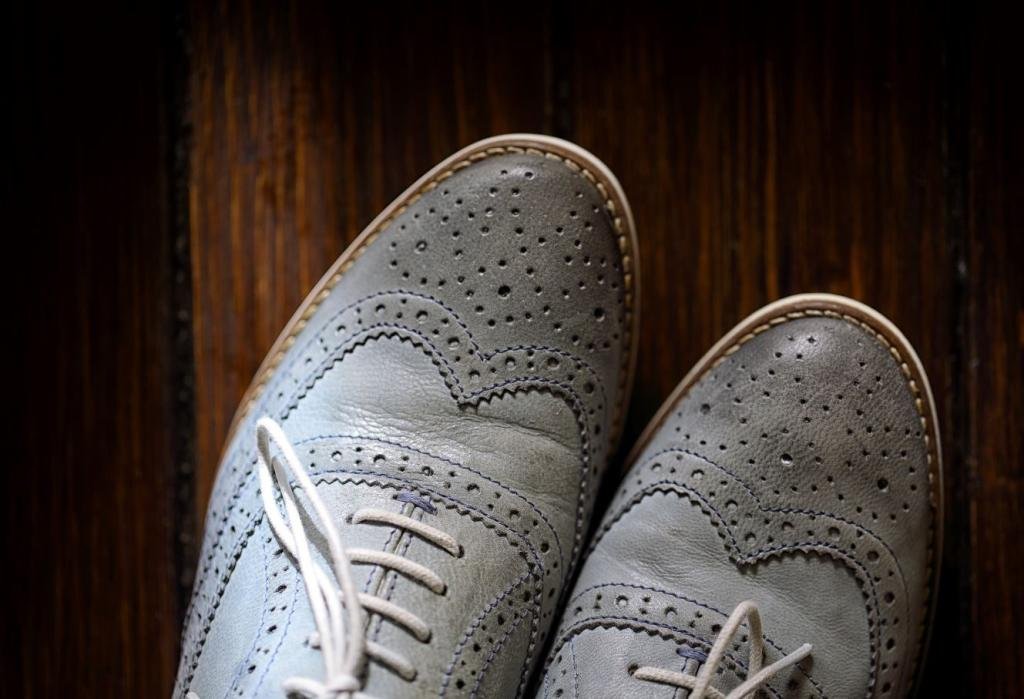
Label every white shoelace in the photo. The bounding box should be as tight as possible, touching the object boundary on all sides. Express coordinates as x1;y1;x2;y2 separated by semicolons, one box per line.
632;600;812;699
255;417;461;698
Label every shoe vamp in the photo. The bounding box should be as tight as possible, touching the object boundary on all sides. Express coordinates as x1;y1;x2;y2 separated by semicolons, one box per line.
187;336;584;698
561;488;865;697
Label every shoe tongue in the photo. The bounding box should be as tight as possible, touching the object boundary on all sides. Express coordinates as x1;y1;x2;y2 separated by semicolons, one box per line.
292;479;408;593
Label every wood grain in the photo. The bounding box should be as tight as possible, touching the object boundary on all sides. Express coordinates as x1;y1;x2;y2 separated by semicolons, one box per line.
11;1;1022;696
187;0;554;521
562;4;964;693
182;2;1021;696
8;2;182;695
965;4;1024;694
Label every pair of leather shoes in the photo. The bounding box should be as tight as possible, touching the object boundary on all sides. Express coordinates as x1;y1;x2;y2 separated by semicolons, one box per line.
176;135;942;698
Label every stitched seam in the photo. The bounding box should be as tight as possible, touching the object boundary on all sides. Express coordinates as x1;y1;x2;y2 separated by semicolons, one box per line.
609;446;908;590
313;472;546;695
441;572;532;695
472;609;527;697
570;637;580;699
297;433;566;570
188;143;637;686
183;465;545;689
369;508;419;641
281;326;594;580
235;471;543;694
264;288;609;413
227;524;272;699
254;529;301;695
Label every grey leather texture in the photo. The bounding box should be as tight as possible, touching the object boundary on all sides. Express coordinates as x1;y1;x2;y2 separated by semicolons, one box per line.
175;142;636;698
537;304;939;699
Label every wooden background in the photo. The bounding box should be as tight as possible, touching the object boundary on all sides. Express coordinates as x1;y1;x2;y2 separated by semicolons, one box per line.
10;1;1022;696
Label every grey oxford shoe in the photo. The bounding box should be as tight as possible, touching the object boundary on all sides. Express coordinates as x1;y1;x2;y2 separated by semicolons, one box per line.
175;135;640;698
537;294;942;699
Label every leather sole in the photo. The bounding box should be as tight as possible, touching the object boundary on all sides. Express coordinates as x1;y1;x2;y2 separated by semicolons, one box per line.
625;292;943;698
224;133;642;456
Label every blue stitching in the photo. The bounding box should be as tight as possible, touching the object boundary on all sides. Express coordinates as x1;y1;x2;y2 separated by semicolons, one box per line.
441;572;531;695
610;442;908;679
270;288;606;405
396;492;437;514
371;507;419;641
269;294;607;420
473;611;526;696
628;446;906;583
314;472;546;696
254;537;301;695
226;521;272;699
570;637;580;699
295;433;566;570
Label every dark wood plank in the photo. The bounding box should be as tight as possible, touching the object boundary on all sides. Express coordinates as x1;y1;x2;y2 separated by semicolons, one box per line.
965;4;1024;695
179;2;1023;695
8;2;182;695
561;2;963;693
188;0;554;520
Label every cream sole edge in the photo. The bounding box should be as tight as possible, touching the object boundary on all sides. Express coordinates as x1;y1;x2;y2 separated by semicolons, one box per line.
625;292;943;698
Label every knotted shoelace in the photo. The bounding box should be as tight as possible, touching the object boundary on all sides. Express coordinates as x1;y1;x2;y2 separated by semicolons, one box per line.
632;600;812;699
255;417;461;698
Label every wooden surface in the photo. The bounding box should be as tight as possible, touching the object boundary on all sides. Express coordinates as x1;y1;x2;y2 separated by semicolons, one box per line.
11;1;1022;696
8;2;184;696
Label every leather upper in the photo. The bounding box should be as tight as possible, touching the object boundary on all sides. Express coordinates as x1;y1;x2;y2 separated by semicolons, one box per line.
175;145;636;698
537;309;938;699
